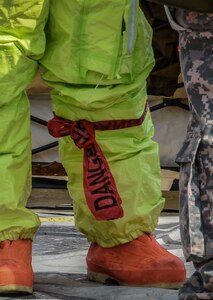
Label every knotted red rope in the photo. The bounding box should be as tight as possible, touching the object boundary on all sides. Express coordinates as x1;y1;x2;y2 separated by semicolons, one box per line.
48;102;148;221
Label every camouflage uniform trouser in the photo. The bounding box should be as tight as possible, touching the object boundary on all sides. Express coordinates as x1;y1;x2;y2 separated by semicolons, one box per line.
166;8;213;264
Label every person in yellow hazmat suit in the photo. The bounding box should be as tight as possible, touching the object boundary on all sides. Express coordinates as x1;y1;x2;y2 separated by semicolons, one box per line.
0;0;185;293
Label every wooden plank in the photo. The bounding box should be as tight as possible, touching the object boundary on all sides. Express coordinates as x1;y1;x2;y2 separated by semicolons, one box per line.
28;188;71;209
163;191;179;211
28;188;179;213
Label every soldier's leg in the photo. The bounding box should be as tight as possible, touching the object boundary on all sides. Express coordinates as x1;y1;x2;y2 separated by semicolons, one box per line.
0;0;49;293
175;8;213;266
167;8;213;299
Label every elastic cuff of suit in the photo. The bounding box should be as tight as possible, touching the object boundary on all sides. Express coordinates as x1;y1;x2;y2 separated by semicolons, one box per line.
85;224;157;248
0;230;36;242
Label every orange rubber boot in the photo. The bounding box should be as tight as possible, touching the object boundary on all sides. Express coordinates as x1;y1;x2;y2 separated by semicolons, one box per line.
87;233;186;288
0;240;34;294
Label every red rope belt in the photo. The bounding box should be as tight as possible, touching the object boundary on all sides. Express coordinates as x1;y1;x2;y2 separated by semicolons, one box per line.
48;102;149;221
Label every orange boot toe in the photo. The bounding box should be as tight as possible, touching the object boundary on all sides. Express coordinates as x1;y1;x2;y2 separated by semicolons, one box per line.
86;233;186;288
0;240;34;294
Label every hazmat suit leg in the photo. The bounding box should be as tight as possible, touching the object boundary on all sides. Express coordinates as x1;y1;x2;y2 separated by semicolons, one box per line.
41;0;164;248
41;0;186;287
0;0;49;241
0;0;49;293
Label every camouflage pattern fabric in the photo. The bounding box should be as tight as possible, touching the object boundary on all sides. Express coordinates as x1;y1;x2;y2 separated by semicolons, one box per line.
178;271;213;300
174;8;213;264
199;260;213;291
165;8;213;300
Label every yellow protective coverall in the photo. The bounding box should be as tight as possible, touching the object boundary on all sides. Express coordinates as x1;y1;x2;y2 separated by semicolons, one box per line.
0;0;164;247
0;1;186;293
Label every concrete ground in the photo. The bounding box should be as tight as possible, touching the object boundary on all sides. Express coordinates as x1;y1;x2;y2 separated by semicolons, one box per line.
1;212;194;300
